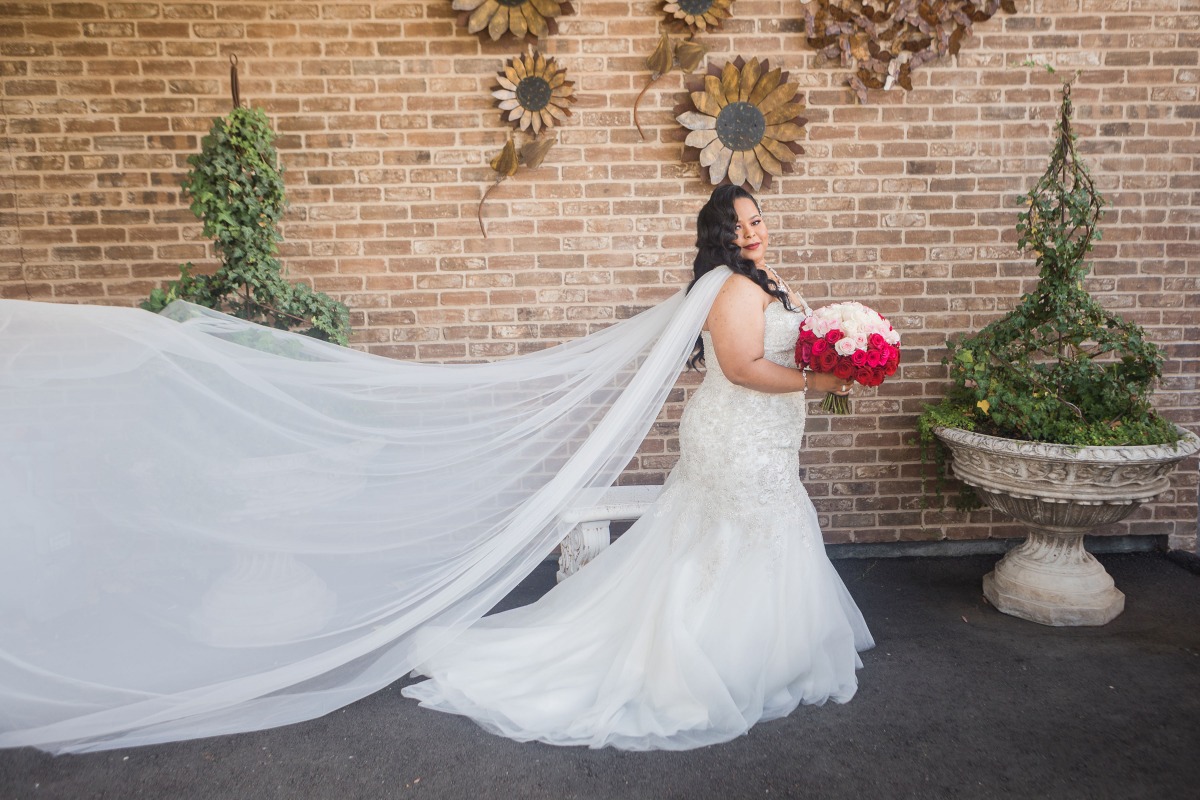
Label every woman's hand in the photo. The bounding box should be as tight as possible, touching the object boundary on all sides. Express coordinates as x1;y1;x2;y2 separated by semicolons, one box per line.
805;370;852;396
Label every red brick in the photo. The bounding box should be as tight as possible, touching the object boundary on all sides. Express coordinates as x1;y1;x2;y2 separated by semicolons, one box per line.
0;3;1196;546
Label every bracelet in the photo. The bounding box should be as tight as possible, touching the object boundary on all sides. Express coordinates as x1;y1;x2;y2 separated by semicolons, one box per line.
801;369;808;392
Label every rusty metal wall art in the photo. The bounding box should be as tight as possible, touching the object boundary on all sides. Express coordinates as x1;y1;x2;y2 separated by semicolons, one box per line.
477;133;559;237
634;1;739;140
635;32;709;140
478;48;573;236
493;47;575;133
452;0;571;43
803;0;1018;103
660;0;735;32
675;57;806;191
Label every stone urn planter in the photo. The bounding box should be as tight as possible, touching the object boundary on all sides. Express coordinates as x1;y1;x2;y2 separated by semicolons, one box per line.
934;426;1200;626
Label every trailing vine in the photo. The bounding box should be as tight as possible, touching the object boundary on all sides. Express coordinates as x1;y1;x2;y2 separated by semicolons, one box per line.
143;106;350;345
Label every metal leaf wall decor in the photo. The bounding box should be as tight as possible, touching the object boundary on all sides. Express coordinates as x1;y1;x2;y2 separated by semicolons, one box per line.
675;57;807;191
634;1;738;140
635;32;710;140
477;132;560;237
803;0;1018;103
452;0;572;43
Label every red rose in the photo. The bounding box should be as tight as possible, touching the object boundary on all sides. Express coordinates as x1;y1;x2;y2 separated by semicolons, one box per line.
865;349;882;368
850;349;868;367
833;359;855;380
884;359;898;377
812;339;828;355
795;342;808;367
816;348;839;372
854;365;873;385
868;332;885;349
825;329;842;344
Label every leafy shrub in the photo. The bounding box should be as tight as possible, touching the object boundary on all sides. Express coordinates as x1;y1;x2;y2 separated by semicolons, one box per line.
143;106;350;345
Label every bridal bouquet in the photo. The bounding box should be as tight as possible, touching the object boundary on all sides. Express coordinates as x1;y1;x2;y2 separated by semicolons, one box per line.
795;302;901;414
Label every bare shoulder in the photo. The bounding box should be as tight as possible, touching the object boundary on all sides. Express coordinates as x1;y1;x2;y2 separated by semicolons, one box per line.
705;273;771;331
714;272;770;306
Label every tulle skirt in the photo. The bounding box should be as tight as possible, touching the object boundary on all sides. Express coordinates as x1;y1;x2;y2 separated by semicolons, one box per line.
401;473;874;750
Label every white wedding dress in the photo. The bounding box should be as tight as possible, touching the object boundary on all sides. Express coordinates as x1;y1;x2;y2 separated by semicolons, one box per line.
0;268;870;754
402;301;875;750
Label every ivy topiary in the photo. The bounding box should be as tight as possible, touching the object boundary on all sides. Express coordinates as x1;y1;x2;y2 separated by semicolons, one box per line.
918;85;1181;507
143;106;350;345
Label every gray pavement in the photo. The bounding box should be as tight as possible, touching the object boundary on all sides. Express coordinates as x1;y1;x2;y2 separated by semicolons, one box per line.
2;552;1198;800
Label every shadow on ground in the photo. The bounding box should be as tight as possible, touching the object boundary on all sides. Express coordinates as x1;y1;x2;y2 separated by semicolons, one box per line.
2;553;1198;800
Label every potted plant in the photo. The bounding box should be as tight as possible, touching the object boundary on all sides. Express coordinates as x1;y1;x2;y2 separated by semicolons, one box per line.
917;85;1200;626
143;104;350;345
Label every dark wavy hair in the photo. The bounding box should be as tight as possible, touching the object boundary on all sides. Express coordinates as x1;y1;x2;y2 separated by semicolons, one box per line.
686;184;792;369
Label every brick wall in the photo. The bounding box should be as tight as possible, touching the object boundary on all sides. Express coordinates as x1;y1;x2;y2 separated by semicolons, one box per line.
2;0;1197;548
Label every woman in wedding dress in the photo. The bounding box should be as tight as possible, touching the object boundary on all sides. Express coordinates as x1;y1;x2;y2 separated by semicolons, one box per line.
401;185;875;750
0;185;870;755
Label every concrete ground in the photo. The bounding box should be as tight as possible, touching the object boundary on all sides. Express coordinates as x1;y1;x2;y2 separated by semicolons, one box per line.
2;552;1198;800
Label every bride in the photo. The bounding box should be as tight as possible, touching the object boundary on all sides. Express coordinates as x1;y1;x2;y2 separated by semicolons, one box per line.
0;186;870;755
401;185;874;749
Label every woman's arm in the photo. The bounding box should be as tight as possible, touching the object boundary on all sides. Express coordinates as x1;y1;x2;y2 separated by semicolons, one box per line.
705;274;848;396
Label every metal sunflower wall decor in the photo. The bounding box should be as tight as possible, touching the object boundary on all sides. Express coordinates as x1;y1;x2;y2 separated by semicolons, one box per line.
803;0;1018;103
675;57;807;191
660;0;735;32
478;48;574;236
452;0;571;43
493;47;575;134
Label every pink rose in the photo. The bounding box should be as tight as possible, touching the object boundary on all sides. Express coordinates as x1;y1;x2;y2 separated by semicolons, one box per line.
851;349;868;367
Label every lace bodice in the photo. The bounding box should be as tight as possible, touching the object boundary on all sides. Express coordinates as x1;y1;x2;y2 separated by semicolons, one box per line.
672;300;810;523
700;301;807;378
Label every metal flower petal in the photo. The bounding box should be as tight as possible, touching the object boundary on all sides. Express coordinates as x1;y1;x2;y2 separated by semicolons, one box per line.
675;56;807;191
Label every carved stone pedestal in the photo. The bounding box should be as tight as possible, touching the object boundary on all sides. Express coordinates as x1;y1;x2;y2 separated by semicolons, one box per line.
983;529;1124;626
935;426;1199;627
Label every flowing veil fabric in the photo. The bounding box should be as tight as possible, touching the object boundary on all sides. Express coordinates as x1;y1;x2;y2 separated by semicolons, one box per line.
0;267;731;754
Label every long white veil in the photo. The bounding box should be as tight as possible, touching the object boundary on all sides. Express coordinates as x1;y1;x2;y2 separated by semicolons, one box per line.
0;266;731;754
